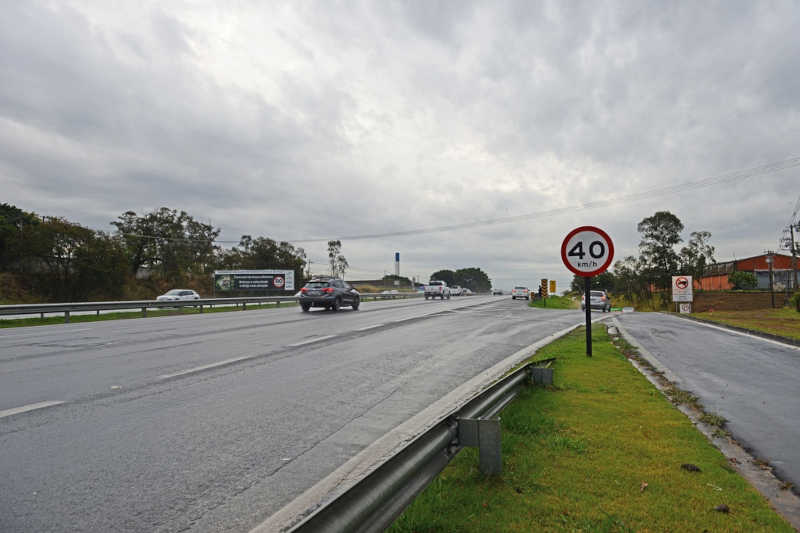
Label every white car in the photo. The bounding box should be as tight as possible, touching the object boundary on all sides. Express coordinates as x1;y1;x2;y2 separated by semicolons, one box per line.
156;289;200;301
511;286;530;300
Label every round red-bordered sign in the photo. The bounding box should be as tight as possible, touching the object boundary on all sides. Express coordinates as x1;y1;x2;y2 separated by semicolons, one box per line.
272;275;285;288
561;226;615;277
675;276;689;289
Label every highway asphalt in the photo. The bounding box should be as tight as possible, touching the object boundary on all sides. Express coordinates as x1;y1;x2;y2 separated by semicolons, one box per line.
0;296;587;532
616;312;800;492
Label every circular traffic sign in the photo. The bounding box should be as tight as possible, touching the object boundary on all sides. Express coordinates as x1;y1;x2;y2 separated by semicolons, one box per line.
675;276;689;289
273;275;285;288
561;226;615;277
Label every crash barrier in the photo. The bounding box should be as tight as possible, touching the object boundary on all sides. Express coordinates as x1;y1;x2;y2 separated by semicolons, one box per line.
289;359;555;533
0;293;424;323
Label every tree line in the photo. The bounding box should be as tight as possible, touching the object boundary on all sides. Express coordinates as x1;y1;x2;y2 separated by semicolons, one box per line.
0;203;309;302
430;267;492;292
570;211;716;302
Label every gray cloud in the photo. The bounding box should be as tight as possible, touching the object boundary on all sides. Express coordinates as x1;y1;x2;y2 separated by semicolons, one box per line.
1;1;798;291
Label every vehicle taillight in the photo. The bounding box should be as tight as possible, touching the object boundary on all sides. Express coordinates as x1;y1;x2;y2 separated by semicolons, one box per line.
322;287;334;293
301;288;308;293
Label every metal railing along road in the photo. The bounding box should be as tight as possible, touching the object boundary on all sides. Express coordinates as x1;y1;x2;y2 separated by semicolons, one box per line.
0;292;424;322
280;360;554;533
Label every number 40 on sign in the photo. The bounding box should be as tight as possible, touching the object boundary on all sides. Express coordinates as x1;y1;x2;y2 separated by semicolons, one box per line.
561;226;615;357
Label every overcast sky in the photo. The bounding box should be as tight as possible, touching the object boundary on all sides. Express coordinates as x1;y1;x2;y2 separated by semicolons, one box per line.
2;1;799;290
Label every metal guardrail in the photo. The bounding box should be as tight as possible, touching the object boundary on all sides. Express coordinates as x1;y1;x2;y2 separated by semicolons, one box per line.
0;292;423;322
288;360;554;533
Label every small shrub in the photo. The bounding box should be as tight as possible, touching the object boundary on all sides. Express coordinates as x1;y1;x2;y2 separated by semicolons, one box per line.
790;291;800;312
729;271;757;290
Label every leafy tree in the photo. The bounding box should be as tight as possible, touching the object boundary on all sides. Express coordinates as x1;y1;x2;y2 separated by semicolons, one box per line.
111;208;220;283
637;211;684;292
680;231;715;280
218;235;308;288
430;269;455;285
0;203;39;270
610;255;648;299
327;240;348;278
570;271;615;293
453;267;491;292
729;271;757;290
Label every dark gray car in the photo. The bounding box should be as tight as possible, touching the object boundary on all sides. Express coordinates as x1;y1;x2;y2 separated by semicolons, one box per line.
298;278;360;312
581;289;611;312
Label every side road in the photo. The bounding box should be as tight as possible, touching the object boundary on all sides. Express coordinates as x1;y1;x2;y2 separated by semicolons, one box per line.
615;312;800;497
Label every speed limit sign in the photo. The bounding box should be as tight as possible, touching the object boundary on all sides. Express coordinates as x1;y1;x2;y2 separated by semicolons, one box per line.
561;226;615;277
561;225;615;358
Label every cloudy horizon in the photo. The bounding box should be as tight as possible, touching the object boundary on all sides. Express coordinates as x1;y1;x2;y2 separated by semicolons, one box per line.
2;1;799;290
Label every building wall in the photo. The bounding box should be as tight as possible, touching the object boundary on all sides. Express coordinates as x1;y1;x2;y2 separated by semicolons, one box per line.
693;291;788;312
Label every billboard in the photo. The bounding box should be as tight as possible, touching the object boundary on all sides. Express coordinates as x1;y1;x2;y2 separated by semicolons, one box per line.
214;270;295;292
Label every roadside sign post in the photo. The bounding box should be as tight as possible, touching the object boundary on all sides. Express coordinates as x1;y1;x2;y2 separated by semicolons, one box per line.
561;226;615;357
671;275;693;313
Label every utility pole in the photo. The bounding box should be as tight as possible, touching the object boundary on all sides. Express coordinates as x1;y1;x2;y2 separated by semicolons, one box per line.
792;224;798;291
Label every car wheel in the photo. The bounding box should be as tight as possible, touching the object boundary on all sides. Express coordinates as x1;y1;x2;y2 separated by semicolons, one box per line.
352;297;360;311
425;295;429;300
332;298;341;312
301;303;311;312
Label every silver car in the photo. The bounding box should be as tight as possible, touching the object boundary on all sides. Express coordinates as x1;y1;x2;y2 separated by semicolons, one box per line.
581;290;611;312
156;289;200;301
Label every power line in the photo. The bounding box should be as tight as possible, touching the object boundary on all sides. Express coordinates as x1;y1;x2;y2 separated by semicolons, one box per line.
283;155;800;243
116;156;800;245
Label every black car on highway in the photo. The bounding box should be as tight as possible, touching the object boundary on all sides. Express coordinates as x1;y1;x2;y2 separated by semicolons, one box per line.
298;277;360;312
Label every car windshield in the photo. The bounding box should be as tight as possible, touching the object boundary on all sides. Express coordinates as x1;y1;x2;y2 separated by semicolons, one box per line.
591;291;605;297
305;282;330;288
429;281;442;286
514;286;526;290
166;290;183;295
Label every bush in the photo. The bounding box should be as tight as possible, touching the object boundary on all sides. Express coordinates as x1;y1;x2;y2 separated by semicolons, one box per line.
791;291;800;313
729;271;757;290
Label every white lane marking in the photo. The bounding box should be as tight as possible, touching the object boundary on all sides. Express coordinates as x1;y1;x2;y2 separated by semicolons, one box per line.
664;313;800;352
287;335;336;347
158;355;254;379
355;324;384;331
0;400;65;419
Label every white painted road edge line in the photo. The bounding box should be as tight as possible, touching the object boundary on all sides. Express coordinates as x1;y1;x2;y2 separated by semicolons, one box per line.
253;314;613;533
287;335;336;347
659;312;800;352
355;324;384;331
0;400;65;419
158;355;255;379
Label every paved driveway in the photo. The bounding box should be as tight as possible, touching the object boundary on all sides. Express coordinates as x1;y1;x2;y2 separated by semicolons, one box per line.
616;312;800;490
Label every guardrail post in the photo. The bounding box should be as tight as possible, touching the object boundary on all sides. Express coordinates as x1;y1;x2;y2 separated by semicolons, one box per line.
200;305;204;313
96;310;100;317
64;311;70;323
530;367;553;386
40;312;44;320
142;307;147;317
242;302;246;311
457;417;503;475
276;300;280;308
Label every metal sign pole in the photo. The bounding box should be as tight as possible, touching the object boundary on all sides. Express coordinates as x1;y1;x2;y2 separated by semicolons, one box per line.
585;276;592;357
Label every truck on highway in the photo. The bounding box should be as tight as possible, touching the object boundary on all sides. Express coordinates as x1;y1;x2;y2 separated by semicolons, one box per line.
424;280;451;300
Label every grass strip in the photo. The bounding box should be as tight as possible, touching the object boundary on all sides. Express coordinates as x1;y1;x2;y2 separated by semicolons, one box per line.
389;327;792;532
0;301;298;328
528;295;578;309
689;308;800;341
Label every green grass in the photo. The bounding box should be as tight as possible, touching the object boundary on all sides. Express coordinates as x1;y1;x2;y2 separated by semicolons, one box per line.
689;308;800;341
389;327;792;533
0;301;298;328
529;295;579;309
